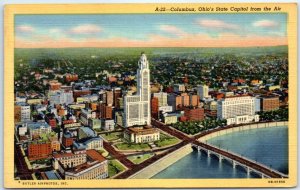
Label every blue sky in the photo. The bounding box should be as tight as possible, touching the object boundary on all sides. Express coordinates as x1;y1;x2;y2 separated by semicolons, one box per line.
14;14;287;48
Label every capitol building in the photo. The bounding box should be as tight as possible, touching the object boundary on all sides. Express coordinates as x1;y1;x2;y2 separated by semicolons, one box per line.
124;53;151;128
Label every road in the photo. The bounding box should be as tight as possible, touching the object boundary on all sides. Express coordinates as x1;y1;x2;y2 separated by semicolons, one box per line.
14;145;33;180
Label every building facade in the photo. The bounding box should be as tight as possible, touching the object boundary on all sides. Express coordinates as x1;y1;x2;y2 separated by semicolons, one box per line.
217;96;259;125
124;53;151;127
261;96;280;111
124;126;160;143
197;85;209;100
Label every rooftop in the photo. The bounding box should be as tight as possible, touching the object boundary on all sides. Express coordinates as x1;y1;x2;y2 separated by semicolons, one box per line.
86;149;106;163
127;126;159;135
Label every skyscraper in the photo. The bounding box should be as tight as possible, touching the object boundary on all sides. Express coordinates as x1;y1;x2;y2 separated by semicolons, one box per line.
124;53;151;127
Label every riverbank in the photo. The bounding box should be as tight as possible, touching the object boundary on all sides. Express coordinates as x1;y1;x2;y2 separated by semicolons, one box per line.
128;144;193;179
198;121;288;142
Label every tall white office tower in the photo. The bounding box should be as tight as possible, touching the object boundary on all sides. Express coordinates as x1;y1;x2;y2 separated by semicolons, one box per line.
124;53;151;127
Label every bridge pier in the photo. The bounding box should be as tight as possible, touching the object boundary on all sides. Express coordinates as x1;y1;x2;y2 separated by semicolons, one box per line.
219;155;223;163
247;167;250;176
232;161;236;169
207;150;211;157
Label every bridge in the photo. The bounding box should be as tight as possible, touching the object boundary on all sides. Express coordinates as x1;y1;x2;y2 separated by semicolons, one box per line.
191;141;288;178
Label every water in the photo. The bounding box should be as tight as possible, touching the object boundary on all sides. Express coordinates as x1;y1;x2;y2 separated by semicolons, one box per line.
152;126;288;179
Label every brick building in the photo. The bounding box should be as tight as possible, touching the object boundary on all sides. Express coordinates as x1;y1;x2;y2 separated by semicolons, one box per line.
28;141;52;160
261;96;280;111
151;97;159;119
183;107;205;121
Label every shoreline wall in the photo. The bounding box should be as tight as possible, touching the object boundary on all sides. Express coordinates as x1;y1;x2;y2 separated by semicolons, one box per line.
128;144;193;179
198;121;288;142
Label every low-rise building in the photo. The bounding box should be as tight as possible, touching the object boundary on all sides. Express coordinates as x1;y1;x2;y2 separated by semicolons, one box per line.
28;141;52;160
80;108;96;126
78;127;97;140
26;121;52;140
53;150;87;170
88;118;101;129
124;126;160;143
101;119;115;131
162;113;178;124
16;102;31;122
183;107;205;121
261;96;280;111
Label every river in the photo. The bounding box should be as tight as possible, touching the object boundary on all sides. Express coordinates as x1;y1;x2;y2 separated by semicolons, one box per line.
152;126;288;178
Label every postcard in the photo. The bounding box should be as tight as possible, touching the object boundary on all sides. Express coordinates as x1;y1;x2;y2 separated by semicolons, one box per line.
4;3;297;188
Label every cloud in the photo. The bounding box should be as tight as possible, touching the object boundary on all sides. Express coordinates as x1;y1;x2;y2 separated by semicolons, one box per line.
15;32;287;48
49;28;62;33
16;25;35;32
69;24;102;34
159;25;187;37
197;19;239;30
253;20;279;28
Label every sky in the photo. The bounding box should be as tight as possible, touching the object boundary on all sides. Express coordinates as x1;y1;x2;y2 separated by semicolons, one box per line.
15;14;287;48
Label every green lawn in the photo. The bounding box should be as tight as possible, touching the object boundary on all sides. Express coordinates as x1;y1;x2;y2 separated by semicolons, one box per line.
127;153;154;164
154;133;180;147
101;132;122;141
115;142;151;151
108;159;126;178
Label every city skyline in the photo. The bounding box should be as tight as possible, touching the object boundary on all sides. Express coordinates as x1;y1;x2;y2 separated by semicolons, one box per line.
15;14;287;48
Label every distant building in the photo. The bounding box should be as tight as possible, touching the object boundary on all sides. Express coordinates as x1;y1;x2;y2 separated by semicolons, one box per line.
26;121;52;140
78;127;97;140
254;98;261;112
115;112;124;127
106;91;114;106
197;85;210;100
217;96;259;125
45;113;57;128
153;92;168;107
74;137;103;151
14;105;21;123
48;89;74;106
261;96;280;111
162;113;178;124
49;80;62;91
183;107;205;121
62;132;76;148
124;54;151;127
189;94;199;107
173;84;185;93
124;126;160;143
80;109;96;126
88;118;101;129
98;103;113;119
16;102;31;122
113;88;122;107
101;119;115;131
151;97;159;119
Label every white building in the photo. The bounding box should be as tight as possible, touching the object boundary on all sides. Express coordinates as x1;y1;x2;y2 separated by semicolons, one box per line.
48;89;74;106
25;121;52;139
17;102;31;121
124;126;160;143
80;109;96;126
153;92;168;106
197;85;210;100
101;119;115;131
217;96;259;125
124;53;151;127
